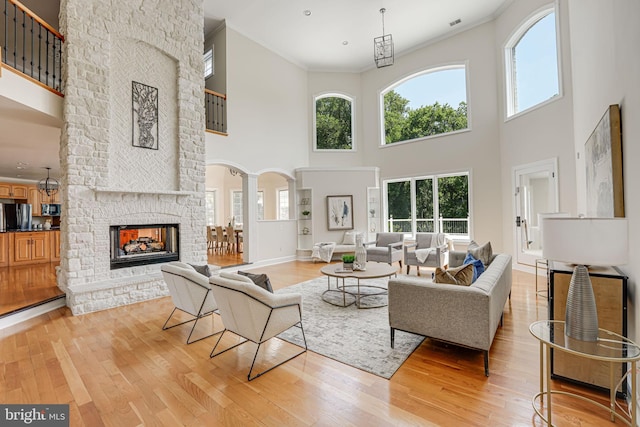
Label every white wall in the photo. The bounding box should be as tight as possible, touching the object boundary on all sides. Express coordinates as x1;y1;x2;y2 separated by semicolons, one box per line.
567;0;640;341
296;167;378;245
359;21;503;250
205;27;309;175
494;0;577;258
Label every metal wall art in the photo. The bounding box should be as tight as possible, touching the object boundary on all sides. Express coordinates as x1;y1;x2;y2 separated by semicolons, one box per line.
132;81;159;150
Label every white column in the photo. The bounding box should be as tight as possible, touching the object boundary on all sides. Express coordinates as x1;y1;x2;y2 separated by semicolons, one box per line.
243;173;258;263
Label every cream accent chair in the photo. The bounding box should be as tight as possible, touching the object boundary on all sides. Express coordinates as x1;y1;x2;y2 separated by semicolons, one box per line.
364;232;405;268
404;232;449;275
209;272;307;381
161;262;221;344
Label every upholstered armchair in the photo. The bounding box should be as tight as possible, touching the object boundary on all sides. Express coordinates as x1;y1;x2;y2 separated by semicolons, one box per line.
404;232;449;275
161;262;220;344
209;272;307;381
364;232;405;268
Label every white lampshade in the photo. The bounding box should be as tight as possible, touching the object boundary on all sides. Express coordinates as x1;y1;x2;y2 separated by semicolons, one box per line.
542;217;628;266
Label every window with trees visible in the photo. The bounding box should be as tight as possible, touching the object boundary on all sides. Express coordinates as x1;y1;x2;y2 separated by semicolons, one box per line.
257;191;264;221
278;189;289;220
205;190;217;226
314;94;354;150
505;7;559;117
385;172;470;240
382;66;468;145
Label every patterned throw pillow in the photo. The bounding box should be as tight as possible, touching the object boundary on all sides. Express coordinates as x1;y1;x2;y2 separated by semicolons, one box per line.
463;253;485;282
188;263;212;277
434;263;474;286
467;240;493;266
237;271;273;293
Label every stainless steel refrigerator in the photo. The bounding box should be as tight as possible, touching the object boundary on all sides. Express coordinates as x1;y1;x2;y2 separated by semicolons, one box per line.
3;203;32;230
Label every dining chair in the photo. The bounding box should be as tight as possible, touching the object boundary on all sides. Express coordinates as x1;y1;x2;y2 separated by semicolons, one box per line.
215;226;226;253
206;226;215;251
225;225;236;253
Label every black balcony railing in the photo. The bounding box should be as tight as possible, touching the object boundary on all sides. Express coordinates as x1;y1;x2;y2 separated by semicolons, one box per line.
1;0;64;94
205;88;227;135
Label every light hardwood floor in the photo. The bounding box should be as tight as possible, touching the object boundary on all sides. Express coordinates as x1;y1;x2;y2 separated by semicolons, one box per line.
0;263;63;316
0;261;626;426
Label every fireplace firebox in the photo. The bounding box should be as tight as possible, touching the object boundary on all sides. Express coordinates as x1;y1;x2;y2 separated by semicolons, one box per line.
110;223;179;269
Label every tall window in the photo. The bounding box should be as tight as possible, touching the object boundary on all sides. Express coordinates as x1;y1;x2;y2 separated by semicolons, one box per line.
385;172;470;240
278;189;289;220
232;190;265;223
382;66;468;145
204;46;214;79
205;190;217;226
314;94;354;151
505;8;559;117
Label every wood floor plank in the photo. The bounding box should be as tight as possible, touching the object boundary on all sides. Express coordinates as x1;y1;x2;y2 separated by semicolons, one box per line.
0;261;627;425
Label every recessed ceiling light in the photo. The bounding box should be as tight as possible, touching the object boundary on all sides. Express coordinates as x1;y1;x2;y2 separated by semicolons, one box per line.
342;41;349;46
303;10;311;16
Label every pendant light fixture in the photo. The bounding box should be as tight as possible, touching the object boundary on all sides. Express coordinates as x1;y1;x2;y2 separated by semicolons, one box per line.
374;8;394;68
37;167;60;197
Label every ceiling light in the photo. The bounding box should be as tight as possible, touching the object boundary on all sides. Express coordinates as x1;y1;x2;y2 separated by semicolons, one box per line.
342;41;349;45
37;167;60;197
449;18;462;27
303;10;311;16
374;8;393;68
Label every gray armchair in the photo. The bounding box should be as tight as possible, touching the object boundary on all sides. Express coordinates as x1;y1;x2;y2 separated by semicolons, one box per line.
404;233;449;275
364;232;404;268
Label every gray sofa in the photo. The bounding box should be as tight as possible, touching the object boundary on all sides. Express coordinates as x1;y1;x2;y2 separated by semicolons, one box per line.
388;251;512;376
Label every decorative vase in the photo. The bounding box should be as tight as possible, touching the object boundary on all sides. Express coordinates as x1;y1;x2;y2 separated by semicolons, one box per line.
43;221;51;230
354;234;367;270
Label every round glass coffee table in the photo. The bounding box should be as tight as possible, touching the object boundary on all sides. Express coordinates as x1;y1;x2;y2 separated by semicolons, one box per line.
320;262;397;309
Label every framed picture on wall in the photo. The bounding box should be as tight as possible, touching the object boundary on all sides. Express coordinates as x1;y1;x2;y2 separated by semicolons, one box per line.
584;104;624;217
326;195;353;230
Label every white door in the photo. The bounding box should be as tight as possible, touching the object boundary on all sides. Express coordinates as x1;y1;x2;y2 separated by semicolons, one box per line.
513;159;559;267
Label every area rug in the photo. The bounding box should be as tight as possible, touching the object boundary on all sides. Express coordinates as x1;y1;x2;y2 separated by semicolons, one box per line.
277;276;424;379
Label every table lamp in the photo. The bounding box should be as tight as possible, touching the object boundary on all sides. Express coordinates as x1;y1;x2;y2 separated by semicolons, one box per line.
542;217;628;341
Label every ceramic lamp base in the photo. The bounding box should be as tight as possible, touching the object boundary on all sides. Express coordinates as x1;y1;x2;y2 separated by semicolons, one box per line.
565;265;599;342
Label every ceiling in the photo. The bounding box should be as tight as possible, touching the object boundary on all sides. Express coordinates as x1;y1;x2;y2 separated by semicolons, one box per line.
0;0;511;182
203;0;512;72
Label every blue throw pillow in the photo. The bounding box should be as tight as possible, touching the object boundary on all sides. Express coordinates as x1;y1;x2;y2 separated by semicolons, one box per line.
463;253;485;283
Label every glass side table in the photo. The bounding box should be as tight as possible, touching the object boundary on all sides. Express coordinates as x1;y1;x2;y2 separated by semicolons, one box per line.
529;320;640;426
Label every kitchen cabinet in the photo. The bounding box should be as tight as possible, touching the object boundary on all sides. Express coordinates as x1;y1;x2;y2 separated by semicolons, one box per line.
50;230;61;262
40;189;60;205
27;186;41;216
9;232;51;266
0;233;7;267
0;183;28;199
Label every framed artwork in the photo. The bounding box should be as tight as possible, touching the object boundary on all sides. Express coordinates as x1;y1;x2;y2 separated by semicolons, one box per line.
132;81;159;150
585;104;624;217
326;195;353;230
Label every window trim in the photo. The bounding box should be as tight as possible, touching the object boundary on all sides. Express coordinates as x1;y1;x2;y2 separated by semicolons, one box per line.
204;46;214;79
379;62;470;147
312;92;356;152
276;187;289;220
503;4;562;120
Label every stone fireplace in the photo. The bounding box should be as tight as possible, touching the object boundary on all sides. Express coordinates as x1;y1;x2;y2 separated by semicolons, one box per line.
58;0;206;315
110;224;179;269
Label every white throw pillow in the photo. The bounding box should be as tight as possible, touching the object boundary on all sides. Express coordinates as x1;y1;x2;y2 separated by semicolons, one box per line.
343;231;357;245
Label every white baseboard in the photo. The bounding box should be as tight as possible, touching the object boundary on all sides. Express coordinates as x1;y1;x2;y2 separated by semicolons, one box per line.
0;296;66;330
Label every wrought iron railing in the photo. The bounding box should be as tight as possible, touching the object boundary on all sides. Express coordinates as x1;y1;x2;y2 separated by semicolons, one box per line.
1;0;64;94
205;88;227;135
388;217;469;237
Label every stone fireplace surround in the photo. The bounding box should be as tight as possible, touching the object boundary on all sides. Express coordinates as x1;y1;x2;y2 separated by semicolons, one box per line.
58;0;207;315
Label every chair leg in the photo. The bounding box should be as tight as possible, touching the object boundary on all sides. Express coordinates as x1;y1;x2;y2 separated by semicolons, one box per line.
406;265;410;274
210;330;250;358
484;351;490;377
390;327;395;348
247;321;308;381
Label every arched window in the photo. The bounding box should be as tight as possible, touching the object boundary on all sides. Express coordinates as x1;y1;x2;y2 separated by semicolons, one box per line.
314;93;355;151
381;65;468;145
505;7;560;117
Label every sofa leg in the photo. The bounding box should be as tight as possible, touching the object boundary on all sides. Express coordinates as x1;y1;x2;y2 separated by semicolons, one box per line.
500;313;504;327
406;265;410;274
484;351;489;377
399;260;402;268
390;328;395;348
417;267;421;276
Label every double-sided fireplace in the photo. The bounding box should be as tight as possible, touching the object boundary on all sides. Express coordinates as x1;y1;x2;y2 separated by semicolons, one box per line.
110;223;179;269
